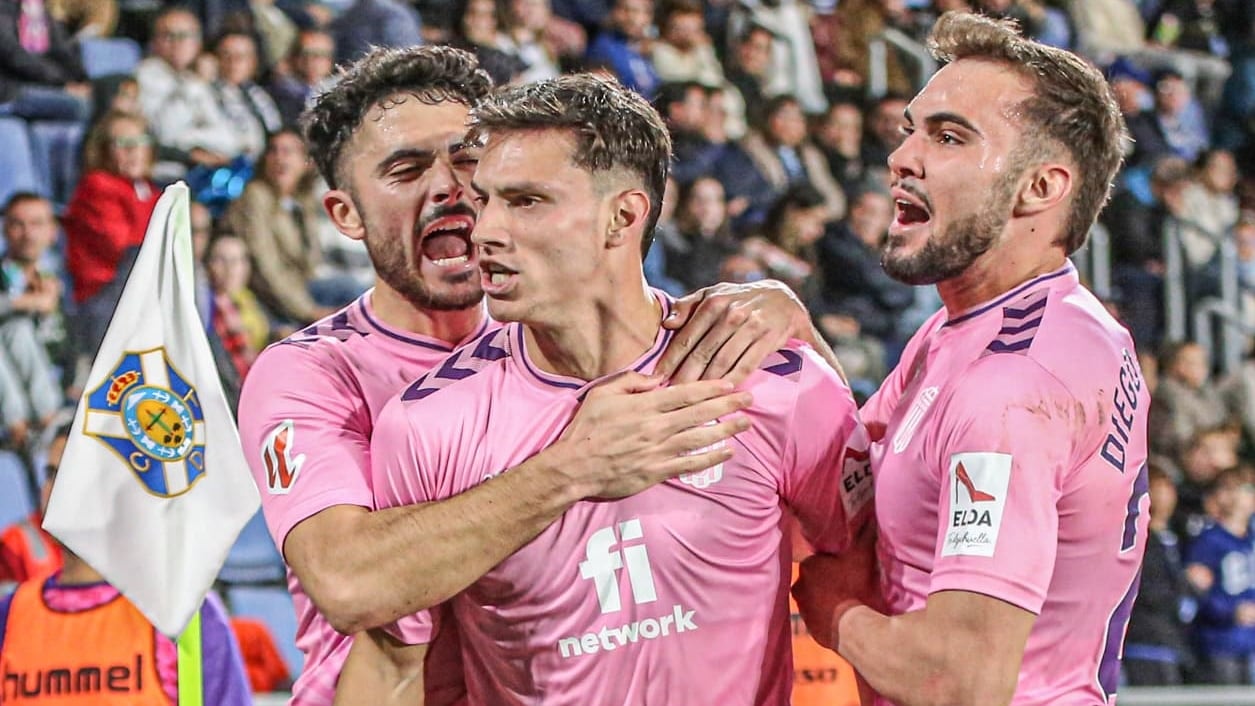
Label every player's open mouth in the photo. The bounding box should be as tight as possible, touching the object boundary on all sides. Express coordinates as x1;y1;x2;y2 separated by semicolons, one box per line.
420;215;476;269
894;199;930;226
480;261;518;295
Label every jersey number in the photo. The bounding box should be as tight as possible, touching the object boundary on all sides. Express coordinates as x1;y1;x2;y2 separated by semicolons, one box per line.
1097;462;1149;700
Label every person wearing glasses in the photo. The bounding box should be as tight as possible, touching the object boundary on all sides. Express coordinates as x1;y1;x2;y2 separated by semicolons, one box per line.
62;110;159;368
134;6;245;182
270;29;338;128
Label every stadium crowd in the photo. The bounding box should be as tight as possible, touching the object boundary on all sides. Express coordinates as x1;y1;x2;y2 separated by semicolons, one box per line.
3;0;1255;697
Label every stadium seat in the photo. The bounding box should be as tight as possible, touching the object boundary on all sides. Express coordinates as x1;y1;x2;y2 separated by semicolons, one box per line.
79;37;142;79
0;118;43;207
0;450;34;529
219;510;285;585
226;585;303;676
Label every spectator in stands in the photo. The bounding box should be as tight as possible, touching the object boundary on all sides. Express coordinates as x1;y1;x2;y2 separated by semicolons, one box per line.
0;193;62;450
656;81;725;185
494;0;565;84
212;31;283;161
816;186;913;348
1174;426;1241;541
137;7;247;181
724;22;772;127
823;0;915;97
0;0;91;122
330;0;423;65
815;99;870;197
586;0;660;98
861;93;909;172
0;428;62;582
206;232;271;381
1102;156;1193;348
247;0;299;69
269;29;336;127
665;176;740;292
1070;0;1230;105
62;109;160;363
225;128;338;324
1125;464;1198;686
651;0;723;88
1221;338;1255;453
450;0;527;86
743;182;829;296
0;422;253;705
1186;467;1255;684
46;0;117;38
1150;70;1211;164
715;94;845;232
1150;340;1230;459
1181;149;1240;266
731;0;825;113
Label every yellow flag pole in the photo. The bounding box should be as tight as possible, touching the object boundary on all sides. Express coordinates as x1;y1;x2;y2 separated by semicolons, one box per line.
177;605;204;706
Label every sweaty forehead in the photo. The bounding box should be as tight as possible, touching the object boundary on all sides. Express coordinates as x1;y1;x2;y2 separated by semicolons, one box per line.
910;59;1034;129
348;98;470;157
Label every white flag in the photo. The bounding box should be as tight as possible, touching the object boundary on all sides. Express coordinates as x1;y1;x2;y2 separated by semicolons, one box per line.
44;183;260;637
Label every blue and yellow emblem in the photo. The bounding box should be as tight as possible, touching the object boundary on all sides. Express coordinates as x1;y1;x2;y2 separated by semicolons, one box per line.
83;347;207;497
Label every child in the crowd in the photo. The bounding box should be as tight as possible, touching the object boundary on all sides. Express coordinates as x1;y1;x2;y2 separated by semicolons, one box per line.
1186;468;1255;684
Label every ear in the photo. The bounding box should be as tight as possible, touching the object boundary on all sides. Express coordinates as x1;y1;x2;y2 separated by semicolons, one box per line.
1013;163;1072;218
323;188;366;242
606;188;652;250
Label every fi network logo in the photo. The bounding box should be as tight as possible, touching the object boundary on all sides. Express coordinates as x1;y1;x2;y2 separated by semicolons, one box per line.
579;519;657;613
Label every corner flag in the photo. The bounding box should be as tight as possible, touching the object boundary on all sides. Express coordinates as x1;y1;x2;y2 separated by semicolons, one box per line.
43;183;260;637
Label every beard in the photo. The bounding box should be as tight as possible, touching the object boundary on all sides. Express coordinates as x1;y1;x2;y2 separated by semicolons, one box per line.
882;170;1017;286
360;202;484;312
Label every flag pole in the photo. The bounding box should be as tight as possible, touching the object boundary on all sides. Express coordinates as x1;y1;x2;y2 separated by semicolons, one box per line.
177;604;205;706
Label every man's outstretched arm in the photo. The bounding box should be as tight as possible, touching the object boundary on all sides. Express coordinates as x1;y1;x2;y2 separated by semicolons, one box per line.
288;374;751;635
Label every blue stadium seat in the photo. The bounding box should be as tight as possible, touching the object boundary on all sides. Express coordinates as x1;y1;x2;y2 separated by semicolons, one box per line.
0;450;34;529
79;37;142;79
219;510;285;584
0;117;43;207
226;585;303;676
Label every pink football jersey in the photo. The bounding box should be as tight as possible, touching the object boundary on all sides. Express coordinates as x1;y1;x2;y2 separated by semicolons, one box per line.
863;263;1151;705
371;294;872;706
238;293;493;706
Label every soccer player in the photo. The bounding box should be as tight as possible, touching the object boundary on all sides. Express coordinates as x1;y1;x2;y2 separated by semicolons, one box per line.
238;46;834;706
791;12;1151;706
339;73;873;706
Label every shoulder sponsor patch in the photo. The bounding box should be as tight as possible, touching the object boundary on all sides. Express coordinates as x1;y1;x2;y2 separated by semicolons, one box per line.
262;420;306;495
840;445;874;520
942;452;1011;557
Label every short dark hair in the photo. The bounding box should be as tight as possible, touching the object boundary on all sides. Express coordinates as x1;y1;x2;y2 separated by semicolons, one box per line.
928;11;1126;255
469;73;672;258
301;45;493;190
3;191;50;218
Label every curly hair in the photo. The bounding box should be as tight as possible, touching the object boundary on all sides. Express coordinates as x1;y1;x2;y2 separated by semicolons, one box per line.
468;73;672;257
301;44;493;190
929;11;1127;254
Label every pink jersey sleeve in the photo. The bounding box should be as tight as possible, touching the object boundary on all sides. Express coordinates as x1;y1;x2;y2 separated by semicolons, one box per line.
238;343;373;554
779;347;873;555
925;354;1075;614
368;395;438;645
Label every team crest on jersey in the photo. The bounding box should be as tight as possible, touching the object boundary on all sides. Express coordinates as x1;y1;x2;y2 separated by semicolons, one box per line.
83;347;206;498
942;452;1012;557
892;386;939;454
679;463;723;489
262;420;306;494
